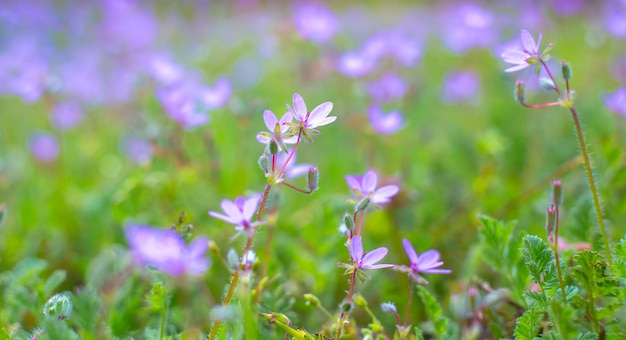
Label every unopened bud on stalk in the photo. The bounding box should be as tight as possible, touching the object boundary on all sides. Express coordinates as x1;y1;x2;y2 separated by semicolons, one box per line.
561;61;572;81
546;204;556;235
353;293;368;308
304;293;321;307
552;180;562;206
43;293;72;320
307;167;318;192
269;139;278;155
343;213;355;232
355;197;371;212
515;80;526;103
380;302;397;314
257;150;271;174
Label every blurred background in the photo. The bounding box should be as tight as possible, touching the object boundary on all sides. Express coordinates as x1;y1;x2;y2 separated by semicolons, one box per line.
1;0;626;334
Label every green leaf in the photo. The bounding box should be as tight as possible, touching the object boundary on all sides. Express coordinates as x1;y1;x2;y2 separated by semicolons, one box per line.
43;270;66;297
70;286;102;335
513;307;542;340
40;317;79;340
520;235;558;290
571;251;619;299
477;214;517;272
522;290;548;310
416;285;447;338
576;331;598;340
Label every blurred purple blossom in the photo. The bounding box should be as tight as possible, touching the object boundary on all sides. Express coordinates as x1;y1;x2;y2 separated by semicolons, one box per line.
367;106;404;135
346;169;399;206
100;0;158;52
148;55;186;86
400;239;451;283
440;3;497;53
275;151;312;178
29;132;60;162
362;31;422;66
199;77;232;109
157;82;210;129
51;102;83;130
604;87;626;116
604;1;626;39
125;224;210;277
348;236;393;270
294;2;339;44
337;51;375;78
287;93;336;130
209;194;262;233
501;29;544;73
122;136;153;165
367;73;408;103
549;0;585;16
441;70;480;103
0;41;49;103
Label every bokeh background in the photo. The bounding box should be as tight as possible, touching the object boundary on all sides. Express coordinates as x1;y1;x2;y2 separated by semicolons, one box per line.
1;0;626;335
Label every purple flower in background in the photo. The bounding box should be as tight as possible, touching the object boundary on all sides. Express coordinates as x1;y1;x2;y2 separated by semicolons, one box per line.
366;73;408;103
125;224;210;277
256;110;296;145
149;55;186;85
362;31;422;66
209;194;262;233
441;70;480;103
605;2;626;39
400;239;451;283
199;77;231;109
440;3;497;53
337;51;375;78
549;0;585;16
501;30;544;73
51;102;83;130
122;136;153;165
287;93;336;130
29;132;59;162
348;236;393;270
294;2;339;44
275;151;312;178
157;82;210;130
368;106;403;135
604;87;626;116
101;0;157;51
346;169;399;206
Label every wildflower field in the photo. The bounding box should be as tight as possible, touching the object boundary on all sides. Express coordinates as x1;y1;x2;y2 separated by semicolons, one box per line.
2;1;626;339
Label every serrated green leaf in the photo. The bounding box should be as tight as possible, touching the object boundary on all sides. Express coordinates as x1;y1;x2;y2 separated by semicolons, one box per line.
522;290;548;310
577;331;598;340
416;285;447;338
70;286;101;334
513;307;542;340
40;317;79;340
520;235;558;290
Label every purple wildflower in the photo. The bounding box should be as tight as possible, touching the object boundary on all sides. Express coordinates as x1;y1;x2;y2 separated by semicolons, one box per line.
604;87;626;117
366;73;408;103
286;93;336;142
501;30;545;73
198;77;232;109
367;107;404;135
346;170;399;206
51;102;83;131
208;194;262;233
441;70;480;104
29;132;60;162
157;82;210;130
256;110;297;146
122;135;153;165
275;151;312;178
294;2;339;44
400;239;451;283
348;236;393;270
336;51;375;78
125;224;210;277
440;3;497;53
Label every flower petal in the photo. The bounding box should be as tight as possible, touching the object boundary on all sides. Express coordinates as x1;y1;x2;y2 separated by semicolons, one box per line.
421;268;452;274
520;29;536;53
417;250;442;268
402;239;419;265
292;93;307;121
362;170;378;193
242;194;261;220
349;236;363;262
504;64;529;73
346;175;362;193
372;185;399;204
362;246;388;267
309;101;333;120
208;211;240;224
263;110;278;131
221;199;242;220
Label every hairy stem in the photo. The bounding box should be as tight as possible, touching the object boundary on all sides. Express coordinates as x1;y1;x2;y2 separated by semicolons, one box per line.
336;270;357;340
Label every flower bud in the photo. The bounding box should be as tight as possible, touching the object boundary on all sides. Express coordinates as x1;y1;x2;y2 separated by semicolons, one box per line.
269;139;278;155
539;77;556;91
561;61;572;81
257;150;271;174
552;180;562;206
341;301;352;312
353;293;368;309
355;197;371;212
227;248;239;269
343;213;355;232
515;80;526;103
307;167;318;192
43;293;72;320
304;293;321;307
380;302;397;314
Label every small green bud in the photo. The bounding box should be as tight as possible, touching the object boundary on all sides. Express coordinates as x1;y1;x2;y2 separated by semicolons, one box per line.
341;301;352;312
539;77;556;91
370;321;384;333
307;167;318;192
355;197;371;212
515;80;526;103
546;204;556;235
561;61;572;81
43;293;72;320
343;213;355;232
353;293;368;309
258;150;271;174
552;180;562;206
304;293;320;307
227;248;239;269
269;139;278;155
209;240;220;254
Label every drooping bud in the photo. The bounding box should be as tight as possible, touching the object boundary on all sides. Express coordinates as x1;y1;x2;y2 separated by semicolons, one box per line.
353;293;368;309
304;293;321;307
43;293;73;320
269;139;278;155
561;61;572;81
515;80;526;103
552;180;562;206
546;204;556;236
380;302;397;314
539;77;556;91
307;167;318;192
258;150;271;174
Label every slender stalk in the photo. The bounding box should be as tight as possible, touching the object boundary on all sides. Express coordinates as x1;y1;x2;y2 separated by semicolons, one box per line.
208;183;273;340
403;277;414;327
552;205;567;302
335;270;357;340
159;297;169;340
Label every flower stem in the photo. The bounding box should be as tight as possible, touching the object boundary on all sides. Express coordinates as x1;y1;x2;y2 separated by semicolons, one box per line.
159;297;169;340
552;204;567;302
403;277;414;327
335;270;357;340
208;183;273;340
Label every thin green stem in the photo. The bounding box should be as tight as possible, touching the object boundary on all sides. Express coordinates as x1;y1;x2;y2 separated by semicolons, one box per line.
553;205;567;302
208;183;273;340
568;106;612;266
336;270;357;340
159;297;169;340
